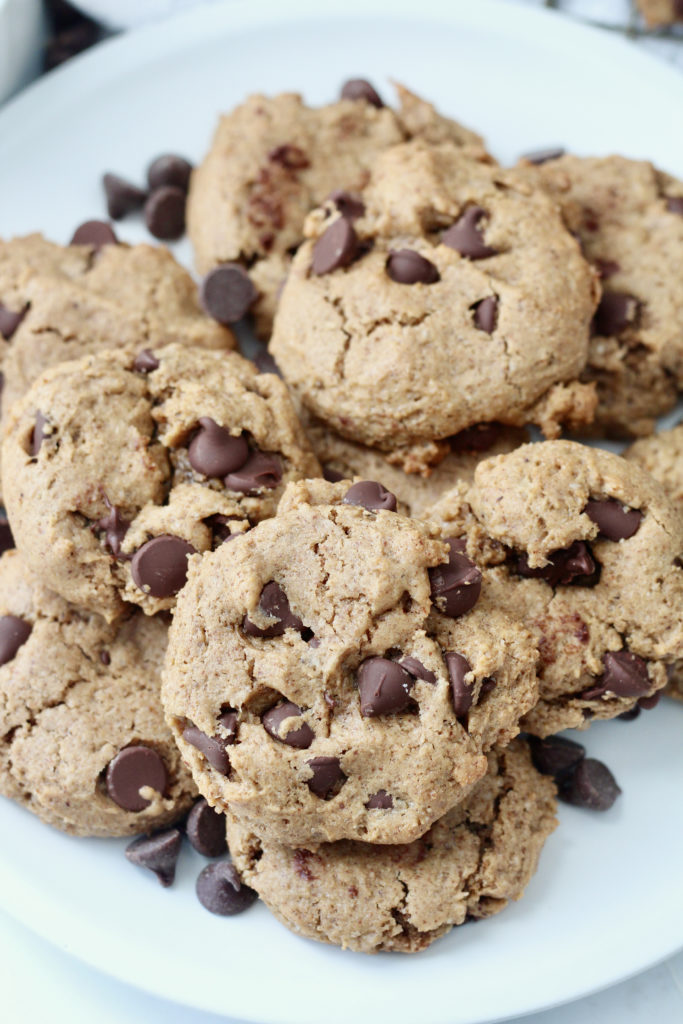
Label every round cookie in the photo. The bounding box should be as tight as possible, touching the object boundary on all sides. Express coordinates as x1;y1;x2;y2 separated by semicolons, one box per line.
520;154;683;437
0;550;196;837
270;139;599;466
187;83;486;338
226;739;557;953
162;477;539;846
424;440;683;735
2;343;320;621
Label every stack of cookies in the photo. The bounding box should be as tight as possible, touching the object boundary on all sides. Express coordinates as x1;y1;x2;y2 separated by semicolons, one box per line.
0;77;682;955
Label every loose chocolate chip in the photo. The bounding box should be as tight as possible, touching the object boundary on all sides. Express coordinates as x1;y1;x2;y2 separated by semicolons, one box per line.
144;186;186;241
429;538;482;618
224;451;282;493
0;302;27;340
639;692;661;710
598;649;651;698
268;144;310;170
584;498;642;541
30;411;48;455
340;78;383;107
312;217;358;276
0;514;13;556
357;657;414;716
0;615;31;666
182;714;235;775
386;249;440;285
666;196;683;215
558;758;621;811
442;206;497;259
95;503;130;558
186;799;227;857
449;423;502;453
594;258;620;279
133;348;159;373
528;735;585;779
472;296;498;333
306;756;346;799
343;480;397;512
521;146;565;165
399;656;437;685
329;189;365;221
366;790;393;810
105;745;167;811
70;220;118;249
102;173;147;220
262;701;314;748
515;541;596;587
196;861;257;916
243;581;304;638
125;828;182;887
131;534;196;598
188;419;249;478
200;264;258;324
147;154;193;193
100;650;111;666
445;652;473;719
593;291;639;336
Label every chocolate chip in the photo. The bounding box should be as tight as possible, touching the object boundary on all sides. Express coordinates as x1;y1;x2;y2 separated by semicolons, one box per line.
429;538;482;618
200;264;258;324
329;189;365;221
30;411;48;455
323;466;345;483
186;799;227;858
147;154;193;193
70;220;118;250
593;291;639;336
268;144;310;170
100;650;111;665
386;249;440;285
365;790;393;809
262;701;314;748
196;861;257;916
253;350;281;376
618;706;641;722
558;758;621;811
528;735;585;779
224;450;282;493
442;207;497;259
312;218;358;276
125;828;182;887
95;503;130;558
306;756;346;799
0;615;31;666
472;296;498;333
666;196;683;215
340;78;383;107
133;349;159;373
0;514;13;556
639;692;661;710
357;657;414;716
0;302;27;340
182;712;236;775
105;745;167;811
144;186;186;241
584;498;642;541
243;581;304;638
594;258;620;279
188;419;249;478
131;535;196;598
449;423;502;453
205;514;240;545
515;541;596;587
399;656;437;685
102;173;147;220
596;649;651;698
343;480;397;512
445;652;473;719
521;146;565;165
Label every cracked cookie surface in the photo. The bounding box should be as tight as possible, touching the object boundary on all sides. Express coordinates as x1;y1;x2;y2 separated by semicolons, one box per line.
162;478;538;846
226;739;557;953
0;550;196;836
2;343;320;621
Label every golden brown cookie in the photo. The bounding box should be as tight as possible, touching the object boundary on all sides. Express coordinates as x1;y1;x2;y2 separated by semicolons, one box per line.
636;0;683;26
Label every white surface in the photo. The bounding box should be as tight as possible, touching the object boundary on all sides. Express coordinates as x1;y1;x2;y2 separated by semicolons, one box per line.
0;0;44;104
1;0;683;1021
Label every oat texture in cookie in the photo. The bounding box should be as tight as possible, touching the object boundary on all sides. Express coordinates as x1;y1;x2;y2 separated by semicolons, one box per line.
271;139;599;467
0;550;196;836
162;478;539;846
2;344;320;621
226;739;557;953
186;82;487;338
424;440;683;735
519;154;683;437
636;0;683;26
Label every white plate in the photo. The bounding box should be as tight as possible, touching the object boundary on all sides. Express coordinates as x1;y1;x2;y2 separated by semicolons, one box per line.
0;1;682;1021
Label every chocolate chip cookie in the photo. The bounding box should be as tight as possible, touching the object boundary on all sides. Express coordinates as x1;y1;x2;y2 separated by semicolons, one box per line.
2;344;320;621
187;82;486;338
270;140;599;468
0;550;195;836
637;0;683;26
424;440;683;735
226;739;557;953
162;478;539;846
